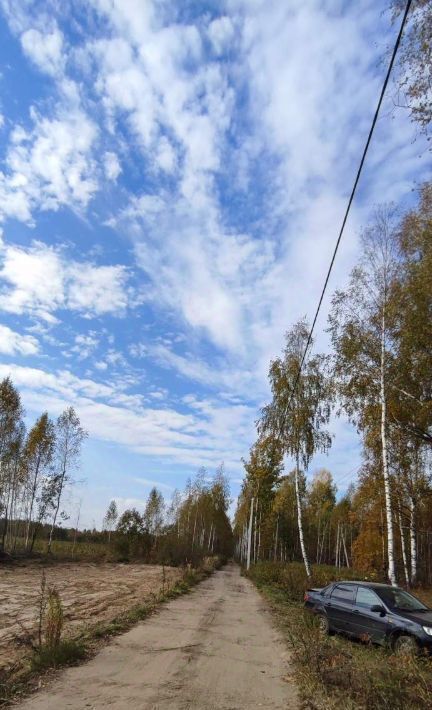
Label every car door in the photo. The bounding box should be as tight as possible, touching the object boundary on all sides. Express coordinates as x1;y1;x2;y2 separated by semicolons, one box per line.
351;586;390;643
327;584;357;632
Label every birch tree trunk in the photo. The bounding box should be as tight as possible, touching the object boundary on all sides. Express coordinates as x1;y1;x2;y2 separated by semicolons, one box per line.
295;454;311;577
342;528;350;568
380;311;397;586
398;510;410;586
25;456;41;550
48;463;66;553
409;497;417;584
257;511;261;563
273;515;279;562
335;522;340;568
246;497;254;571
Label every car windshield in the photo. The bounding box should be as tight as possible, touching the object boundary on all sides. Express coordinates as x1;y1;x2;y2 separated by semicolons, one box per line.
376;588;428;612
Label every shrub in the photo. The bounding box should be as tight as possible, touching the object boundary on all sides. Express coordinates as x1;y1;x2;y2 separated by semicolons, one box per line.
31;639;86;671
247;561;382;602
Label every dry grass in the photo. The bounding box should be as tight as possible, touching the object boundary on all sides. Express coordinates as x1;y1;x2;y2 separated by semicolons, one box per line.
247;563;432;710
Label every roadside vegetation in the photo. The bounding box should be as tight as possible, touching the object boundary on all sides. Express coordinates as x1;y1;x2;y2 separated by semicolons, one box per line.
247;562;432;709
235;183;432;705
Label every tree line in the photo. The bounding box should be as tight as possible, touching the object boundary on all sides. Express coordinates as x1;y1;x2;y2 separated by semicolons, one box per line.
0;376;233;564
235;182;431;586
0;377;87;556
103;466;233;565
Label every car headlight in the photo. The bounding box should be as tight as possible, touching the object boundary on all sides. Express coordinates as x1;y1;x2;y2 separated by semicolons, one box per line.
422;626;432;636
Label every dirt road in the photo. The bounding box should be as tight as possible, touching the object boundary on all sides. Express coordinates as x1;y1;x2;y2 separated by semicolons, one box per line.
16;563;298;709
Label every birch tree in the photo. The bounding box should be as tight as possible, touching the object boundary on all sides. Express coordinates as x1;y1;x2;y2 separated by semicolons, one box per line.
103;500;118;542
260;320;332;577
47;408;87;553
0;378;25;552
24;413;55;551
329;208;400;584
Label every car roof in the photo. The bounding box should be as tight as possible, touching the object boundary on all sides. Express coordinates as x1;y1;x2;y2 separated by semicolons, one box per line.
331;581;397;589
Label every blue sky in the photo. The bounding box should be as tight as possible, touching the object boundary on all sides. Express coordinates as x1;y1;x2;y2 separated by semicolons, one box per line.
0;0;429;527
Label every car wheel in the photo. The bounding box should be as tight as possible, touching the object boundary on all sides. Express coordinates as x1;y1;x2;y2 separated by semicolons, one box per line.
393;634;420;656
317;614;330;637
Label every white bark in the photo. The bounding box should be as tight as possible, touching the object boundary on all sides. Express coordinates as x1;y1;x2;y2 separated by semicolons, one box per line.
253;503;258;563
257;511;261;563
380;312;397;586
191;508;198;550
208;523;213;551
335;523;340;568
398;510;410;586
273;515;279;562
246;497;254;570
409;497;417;584
295;456;311;577
342;528;350;568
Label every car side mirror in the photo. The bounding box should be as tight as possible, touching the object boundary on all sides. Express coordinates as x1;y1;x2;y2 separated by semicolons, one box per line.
370;604;386;615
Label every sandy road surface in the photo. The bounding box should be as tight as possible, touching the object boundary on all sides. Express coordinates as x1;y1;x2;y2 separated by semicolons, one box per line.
15;563;298;709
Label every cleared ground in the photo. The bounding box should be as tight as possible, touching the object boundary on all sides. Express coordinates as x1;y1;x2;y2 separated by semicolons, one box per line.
14;563;298;709
0;561;181;670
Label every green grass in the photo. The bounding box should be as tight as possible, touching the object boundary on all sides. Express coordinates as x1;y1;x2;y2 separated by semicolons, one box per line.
31;639;87;672
11;538;109;561
246;563;432;710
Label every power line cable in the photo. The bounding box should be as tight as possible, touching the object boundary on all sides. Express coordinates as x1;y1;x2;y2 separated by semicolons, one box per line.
282;0;413;416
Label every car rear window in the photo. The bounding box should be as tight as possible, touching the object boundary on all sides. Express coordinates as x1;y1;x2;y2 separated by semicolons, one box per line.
331;585;356;602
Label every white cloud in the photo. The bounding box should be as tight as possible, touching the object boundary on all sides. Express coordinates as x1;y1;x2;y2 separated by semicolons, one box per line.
103;151;121;181
66;262;129;316
0;325;40;355
155;136;176;173
0;241;64;321
0;362;253;471
0;111;98;223
0;241;130;320
71;333;100;359
207;16;235;55
21;27;64;76
0;0;427;500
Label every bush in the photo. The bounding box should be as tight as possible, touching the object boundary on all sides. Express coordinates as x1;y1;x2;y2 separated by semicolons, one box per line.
31;639;86;671
247;561;382;602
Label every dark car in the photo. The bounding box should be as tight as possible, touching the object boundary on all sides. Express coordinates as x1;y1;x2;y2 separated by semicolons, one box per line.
304;581;432;654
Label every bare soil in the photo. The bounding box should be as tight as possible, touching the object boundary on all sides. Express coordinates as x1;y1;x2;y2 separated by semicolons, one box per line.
0;561;181;670
13;563;298;709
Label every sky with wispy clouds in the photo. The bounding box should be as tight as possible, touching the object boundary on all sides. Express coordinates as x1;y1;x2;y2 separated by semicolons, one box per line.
0;0;429;527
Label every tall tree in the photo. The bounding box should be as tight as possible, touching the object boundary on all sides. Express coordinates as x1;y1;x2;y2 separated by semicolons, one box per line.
260;321;332;577
390;183;432;446
103;499;118;542
329;208;400;584
0;377;25;551
24;413;55;551
47;407;87;553
144;487;165;537
391;0;432;135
